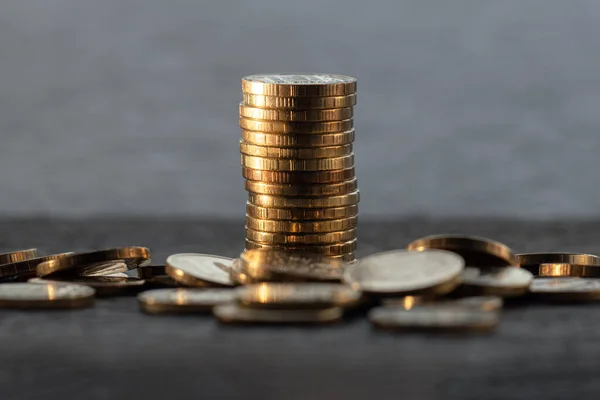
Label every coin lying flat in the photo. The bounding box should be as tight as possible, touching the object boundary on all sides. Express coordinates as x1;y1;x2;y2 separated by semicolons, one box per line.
241;74;357;97
382;295;503;312
214;303;343;325
36;247;151;277
165;253;235;288
248;191;359;208
407;234;517;267
0;282;95;309
343;249;464;296
138;288;237;314
239;104;353;122
453;296;504;312
241;249;347;282
246;228;357;245
518;253;600;275
242;93;357;109
245;215;358;234
240;120;354;135
529;278;600;301
245;179;358;197
245;238;357;256
0;249;38;265
369;306;499;333
241;154;355;172
30;276;145;297
237;283;361;309
243;168;356;185
0;253;73;280
537;263;600;277
458;266;534;297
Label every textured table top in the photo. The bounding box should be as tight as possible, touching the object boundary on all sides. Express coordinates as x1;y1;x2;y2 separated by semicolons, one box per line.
3;217;600;400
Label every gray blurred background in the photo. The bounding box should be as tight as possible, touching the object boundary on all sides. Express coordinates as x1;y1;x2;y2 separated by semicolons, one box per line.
0;0;598;218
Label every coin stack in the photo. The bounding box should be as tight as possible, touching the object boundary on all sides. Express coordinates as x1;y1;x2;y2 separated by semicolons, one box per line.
239;74;359;262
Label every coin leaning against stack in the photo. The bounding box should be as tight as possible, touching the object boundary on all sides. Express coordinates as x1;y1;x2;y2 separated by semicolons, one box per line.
239;74;359;261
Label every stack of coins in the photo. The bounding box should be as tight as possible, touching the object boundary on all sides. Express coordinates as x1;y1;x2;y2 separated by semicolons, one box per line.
239;74;359;262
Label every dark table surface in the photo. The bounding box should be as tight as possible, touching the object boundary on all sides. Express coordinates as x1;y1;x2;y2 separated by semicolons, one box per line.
3;217;600;400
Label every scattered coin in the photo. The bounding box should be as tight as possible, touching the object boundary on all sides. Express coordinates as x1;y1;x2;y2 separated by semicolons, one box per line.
0;249;38;265
518;253;600;275
453;296;504;312
242;154;355;172
529;278;600;301
537;263;600;277
138;288;237;314
407;234;517;266
369;305;499;333
240;104;353;122
245;179;358;197
241;74;357;97
237;283;361;309
214;303;343;325
0;253;73;280
242;93;357;110
0;282;95;309
165;253;235;288
36;247;151;277
457;266;534;297
30;276;145;297
381;295;434;309
343;249;464;296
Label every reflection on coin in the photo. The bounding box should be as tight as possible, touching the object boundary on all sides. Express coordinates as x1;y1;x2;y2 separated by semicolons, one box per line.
452;296;504;312
518;253;600;275
138;288;237;314
239;104;353;122
246;203;358;221
36;247;151;277
30;276;145;297
165;253;235;288
369;306;499;333
236;283;361;309
245;239;357;256
80;261;128;277
246;228;357;245
343;249;464;296
381;295;433;310
245;179;358;197
240;120;354;136
407;234;517;267
248;191;359;208
242;93;357;109
243;167;356;184
0;249;38;265
242;154;355;172
529;278;600;301
241;74;357;97
0;253;73;280
382;295;503;312
0;282;95;309
538;263;600;277
229;259;258;286
458;267;533;297
245;215;358;234
214;303;343;325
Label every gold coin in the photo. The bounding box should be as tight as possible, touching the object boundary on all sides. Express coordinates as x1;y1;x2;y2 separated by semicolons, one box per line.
0;282;95;309
0;249;38;265
529;278;600;301
36;247;151;277
245;179;357;197
517;253;600;275
246;228;357;245
242;93;357;109
228;258;258;285
537;263;600;277
244;240;357;259
138;288;237;314
343;249;464;296
0;253;73;280
240;104;353;122
240;119;353;135
241;154;354;171
30;276;145;297
247;202;358;221
369;305;499;333
241;74;357;97
457;266;533;297
248;191;359;208
214;302;343;324
243;167;355;184
165;253;235;288
239;141;353;159
78;261;129;277
407;234;517;267
381;295;503;312
239;249;348;281
245;215;357;234
236;283;361;309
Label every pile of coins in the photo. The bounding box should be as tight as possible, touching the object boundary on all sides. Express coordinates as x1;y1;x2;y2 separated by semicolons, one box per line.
239;74;359;262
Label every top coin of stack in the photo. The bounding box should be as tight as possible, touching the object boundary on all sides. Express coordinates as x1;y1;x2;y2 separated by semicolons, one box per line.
239;74;359;262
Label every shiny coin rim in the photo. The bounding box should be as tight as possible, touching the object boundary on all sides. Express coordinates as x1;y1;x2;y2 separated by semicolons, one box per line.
239;104;353;122
243;167;356;184
244;178;358;197
241;153;355;171
0;282;95;309
241;74;357;97
214;302;343;324
236;283;361;309
458;266;534;297
242;93;357;109
165;253;235;288
240;119;354;135
138;288;237;314
245;215;358;233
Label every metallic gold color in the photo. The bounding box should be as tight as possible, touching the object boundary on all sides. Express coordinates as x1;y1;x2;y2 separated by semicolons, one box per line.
240;104;353;121
246;227;357;245
248;191;359;208
236;283;361;309
242;93;357;109
0;253;73;280
138;288;237;314
244;239;357;258
517;253;600;275
407;234;518;267
229;259;258;286
29;276;146;297
245;215;358;233
246;203;358;220
0;249;38;265
241;74;357;97
243;167;355;184
214;303;343;324
245;179;357;197
538;263;600;277
241;154;354;171
239;141;352;159
240;119;353;135
165;253;235;288
0;282;95;309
